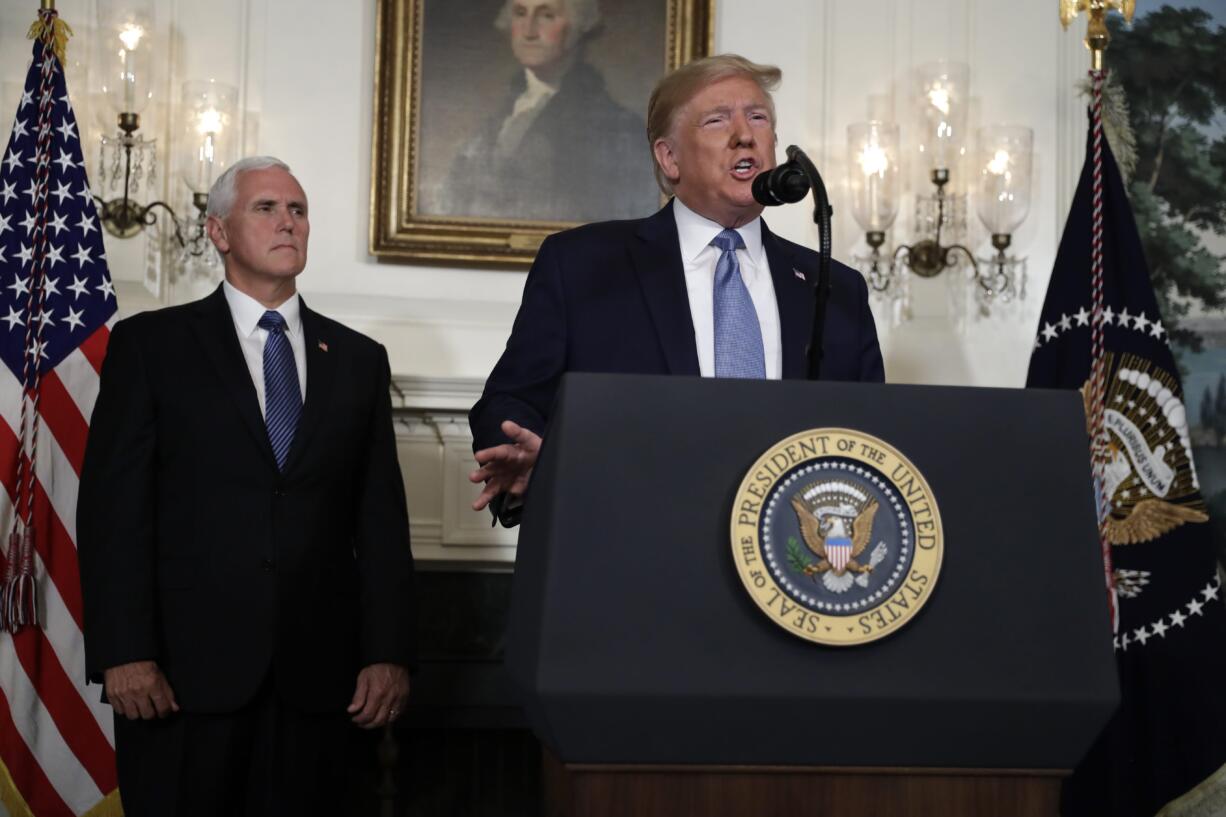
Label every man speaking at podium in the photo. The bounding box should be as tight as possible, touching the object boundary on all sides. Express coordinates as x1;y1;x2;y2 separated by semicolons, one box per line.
469;54;885;525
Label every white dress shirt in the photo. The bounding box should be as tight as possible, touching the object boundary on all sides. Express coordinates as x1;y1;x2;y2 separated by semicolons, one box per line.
495;69;559;157
673;198;782;379
222;280;308;418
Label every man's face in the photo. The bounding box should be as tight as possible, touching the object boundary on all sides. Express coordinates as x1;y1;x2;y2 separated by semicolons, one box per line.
509;0;572;74
653;75;777;228
208;167;309;290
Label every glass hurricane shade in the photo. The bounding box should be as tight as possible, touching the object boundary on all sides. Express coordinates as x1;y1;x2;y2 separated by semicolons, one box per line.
914;61;969;173
975;125;1032;236
179;80;238;195
100;17;152;115
847;121;900;233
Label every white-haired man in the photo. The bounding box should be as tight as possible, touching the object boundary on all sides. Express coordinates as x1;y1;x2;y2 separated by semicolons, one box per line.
78;156;416;815
469;54;885;525
438;0;658;221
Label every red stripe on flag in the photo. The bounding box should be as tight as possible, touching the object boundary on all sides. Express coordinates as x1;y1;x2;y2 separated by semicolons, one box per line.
0;425;86;630
10;628;117;795
30;370;89;477
76;325;111;375
0;685;76;817
30;469;85;630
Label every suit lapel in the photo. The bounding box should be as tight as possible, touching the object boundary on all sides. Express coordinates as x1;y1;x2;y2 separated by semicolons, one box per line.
282;300;337;474
628;201;700;376
189;286;278;468
761;219;817;380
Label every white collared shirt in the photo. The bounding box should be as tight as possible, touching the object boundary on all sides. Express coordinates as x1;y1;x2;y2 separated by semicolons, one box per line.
222;280;308;417
496;69;559;154
673;198;782;379
508;68;558;120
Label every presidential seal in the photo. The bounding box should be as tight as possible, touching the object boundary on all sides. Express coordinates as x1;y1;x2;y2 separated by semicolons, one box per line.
730;429;943;646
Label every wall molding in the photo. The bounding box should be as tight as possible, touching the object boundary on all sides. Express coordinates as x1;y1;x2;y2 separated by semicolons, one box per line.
391;375;485;412
390;376;518;565
1055;27;1089;238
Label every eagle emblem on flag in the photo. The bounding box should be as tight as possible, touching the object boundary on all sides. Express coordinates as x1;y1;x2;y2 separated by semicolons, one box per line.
1078;353;1208;548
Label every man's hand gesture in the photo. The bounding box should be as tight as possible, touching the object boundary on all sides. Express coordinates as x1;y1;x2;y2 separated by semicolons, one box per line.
104;660;180;720
348;663;410;729
469;420;542;511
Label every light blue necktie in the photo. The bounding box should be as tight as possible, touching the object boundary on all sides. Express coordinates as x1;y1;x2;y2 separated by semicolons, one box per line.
259;310;302;471
711;229;765;379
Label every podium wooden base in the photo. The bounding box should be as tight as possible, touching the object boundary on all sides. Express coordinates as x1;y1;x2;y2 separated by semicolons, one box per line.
543;750;1065;817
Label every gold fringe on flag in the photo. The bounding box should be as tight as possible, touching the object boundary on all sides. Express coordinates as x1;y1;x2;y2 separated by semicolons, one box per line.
26;10;73;65
1157;762;1226;817
0;759;36;817
1;762;126;816
83;788;126;817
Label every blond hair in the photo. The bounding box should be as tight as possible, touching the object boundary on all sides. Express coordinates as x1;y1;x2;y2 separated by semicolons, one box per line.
646;54;782;195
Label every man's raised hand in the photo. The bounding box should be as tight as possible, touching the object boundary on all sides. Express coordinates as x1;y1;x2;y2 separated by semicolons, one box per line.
469;419;542;511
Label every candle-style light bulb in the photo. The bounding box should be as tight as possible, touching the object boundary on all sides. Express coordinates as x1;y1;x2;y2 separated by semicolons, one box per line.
117;23;145;113
118;23;144;51
196;108;223;136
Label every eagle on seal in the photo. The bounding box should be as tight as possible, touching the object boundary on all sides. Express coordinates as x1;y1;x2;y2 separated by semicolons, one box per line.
790;495;879;578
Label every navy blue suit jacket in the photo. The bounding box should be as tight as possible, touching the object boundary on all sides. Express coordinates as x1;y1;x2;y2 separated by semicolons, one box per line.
470;201;885;453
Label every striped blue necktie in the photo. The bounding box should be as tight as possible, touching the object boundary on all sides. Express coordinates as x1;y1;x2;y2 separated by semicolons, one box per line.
259;310;302;471
711;229;765;379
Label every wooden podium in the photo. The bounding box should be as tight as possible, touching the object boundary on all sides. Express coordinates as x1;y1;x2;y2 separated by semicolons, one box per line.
509;374;1118;817
542;755;1062;817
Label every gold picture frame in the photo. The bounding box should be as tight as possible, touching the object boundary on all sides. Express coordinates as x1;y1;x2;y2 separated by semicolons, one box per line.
370;0;715;268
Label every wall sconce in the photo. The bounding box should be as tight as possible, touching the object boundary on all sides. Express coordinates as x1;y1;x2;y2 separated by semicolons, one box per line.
92;10;227;266
175;79;237;262
95;11;157;236
847;121;902;298
849;62;1033;319
974;124;1032;306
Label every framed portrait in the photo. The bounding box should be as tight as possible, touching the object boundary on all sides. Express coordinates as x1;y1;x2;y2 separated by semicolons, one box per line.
370;0;714;268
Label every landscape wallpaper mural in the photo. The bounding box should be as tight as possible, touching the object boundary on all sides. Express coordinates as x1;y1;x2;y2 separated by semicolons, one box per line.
1109;1;1226;561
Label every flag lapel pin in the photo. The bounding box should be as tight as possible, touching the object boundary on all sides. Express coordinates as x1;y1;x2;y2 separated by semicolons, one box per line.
317;341;328;352
793;269;806;281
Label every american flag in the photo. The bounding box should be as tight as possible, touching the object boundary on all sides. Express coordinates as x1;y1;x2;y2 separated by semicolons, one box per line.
0;10;120;816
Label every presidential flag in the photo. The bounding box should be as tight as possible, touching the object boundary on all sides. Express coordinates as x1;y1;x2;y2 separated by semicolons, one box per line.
1026;99;1226;815
0;9;121;817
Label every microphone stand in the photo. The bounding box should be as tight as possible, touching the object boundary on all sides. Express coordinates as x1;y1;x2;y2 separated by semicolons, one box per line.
783;145;833;381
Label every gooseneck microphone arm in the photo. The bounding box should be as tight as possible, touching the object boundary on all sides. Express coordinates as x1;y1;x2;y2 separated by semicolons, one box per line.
752;145;833;380
787;146;833;381
745;145;833;377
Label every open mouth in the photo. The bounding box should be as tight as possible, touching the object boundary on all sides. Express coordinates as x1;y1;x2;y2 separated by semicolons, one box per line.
732;158;756;180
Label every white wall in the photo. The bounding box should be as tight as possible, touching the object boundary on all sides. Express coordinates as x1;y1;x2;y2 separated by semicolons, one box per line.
0;0;1093;386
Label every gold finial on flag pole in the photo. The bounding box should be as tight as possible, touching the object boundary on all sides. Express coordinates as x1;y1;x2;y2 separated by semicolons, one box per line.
28;0;72;64
1059;0;1135;70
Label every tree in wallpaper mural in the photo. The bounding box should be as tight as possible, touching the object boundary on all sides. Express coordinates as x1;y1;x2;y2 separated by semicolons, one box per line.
1109;3;1226;559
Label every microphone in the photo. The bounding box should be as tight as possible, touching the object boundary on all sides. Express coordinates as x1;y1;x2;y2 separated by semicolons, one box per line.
752;159;810;206
747;145;834;381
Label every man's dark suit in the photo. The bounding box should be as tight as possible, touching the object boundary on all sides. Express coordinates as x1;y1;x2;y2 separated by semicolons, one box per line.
470;200;885;452
78;285;415;809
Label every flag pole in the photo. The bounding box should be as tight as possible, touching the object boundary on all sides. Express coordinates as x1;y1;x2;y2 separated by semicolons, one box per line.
1058;0;1135;631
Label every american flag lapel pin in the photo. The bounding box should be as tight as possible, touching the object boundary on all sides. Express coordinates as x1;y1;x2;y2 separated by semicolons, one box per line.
793;268;806;281
317;340;328;352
